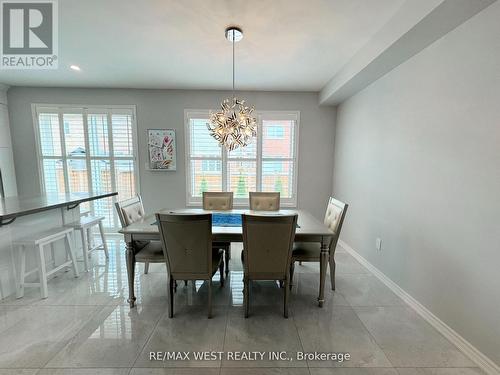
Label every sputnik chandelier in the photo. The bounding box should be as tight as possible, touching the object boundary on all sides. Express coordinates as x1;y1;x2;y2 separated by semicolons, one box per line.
208;27;257;151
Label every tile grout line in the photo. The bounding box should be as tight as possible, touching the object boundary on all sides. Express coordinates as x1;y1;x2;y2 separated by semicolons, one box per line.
289;273;309;370
130;301;168;369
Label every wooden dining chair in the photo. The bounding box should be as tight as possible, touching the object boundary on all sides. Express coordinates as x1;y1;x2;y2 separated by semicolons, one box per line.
249;192;280;211
242;213;298;318
156;213;224;318
290;197;348;291
115;195;165;275
202;192;233;275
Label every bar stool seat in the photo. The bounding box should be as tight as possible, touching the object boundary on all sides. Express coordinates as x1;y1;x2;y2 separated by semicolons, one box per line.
65;215;109;272
15;227;79;299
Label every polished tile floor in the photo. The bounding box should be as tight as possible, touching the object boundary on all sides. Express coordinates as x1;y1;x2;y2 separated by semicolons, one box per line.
0;236;483;375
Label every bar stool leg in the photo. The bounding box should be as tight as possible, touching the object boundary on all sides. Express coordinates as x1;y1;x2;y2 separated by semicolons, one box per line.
16;245;26;299
50;243;56;268
66;233;80;278
81;228;89;272
87;227;93;250
36;244;49;299
98;221;109;259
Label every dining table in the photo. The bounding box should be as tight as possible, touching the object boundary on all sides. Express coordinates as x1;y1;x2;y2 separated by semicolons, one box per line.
119;208;334;308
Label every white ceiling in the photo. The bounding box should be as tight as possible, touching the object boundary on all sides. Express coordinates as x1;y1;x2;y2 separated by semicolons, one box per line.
0;0;405;91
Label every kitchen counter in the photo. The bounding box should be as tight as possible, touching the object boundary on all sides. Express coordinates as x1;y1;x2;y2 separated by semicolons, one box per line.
0;192;118;224
0;191;118;299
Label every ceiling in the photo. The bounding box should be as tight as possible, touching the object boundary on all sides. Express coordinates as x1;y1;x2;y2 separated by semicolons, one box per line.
0;0;405;91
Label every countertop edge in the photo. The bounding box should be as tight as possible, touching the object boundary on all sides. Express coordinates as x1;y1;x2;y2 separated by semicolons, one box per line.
0;192;118;221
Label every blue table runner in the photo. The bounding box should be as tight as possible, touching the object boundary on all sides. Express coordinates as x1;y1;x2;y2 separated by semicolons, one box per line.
152;213;299;228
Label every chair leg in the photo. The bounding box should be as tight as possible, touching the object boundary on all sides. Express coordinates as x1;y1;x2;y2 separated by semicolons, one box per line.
207;278;213;319
36;244;48;299
16;245;26;299
289;261;295;290
219;259;224;287
244;278;250;318
329;253;336;291
81;228;89;272
98;221;109;259
66;233;80;278
284;277;290;318
225;246;230;275
168;276;174;318
184;280;188;286
144;262;149;274
299;261;302;265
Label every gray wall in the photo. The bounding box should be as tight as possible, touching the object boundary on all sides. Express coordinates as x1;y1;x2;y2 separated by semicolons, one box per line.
333;2;500;366
7;88;336;219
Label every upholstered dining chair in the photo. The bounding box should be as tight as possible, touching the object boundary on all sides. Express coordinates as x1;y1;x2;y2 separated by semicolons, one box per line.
202;192;233;275
115;195;165;274
290;197;348;291
156;213;224;318
202;192;233;210
249;192;280;211
242;213;298;318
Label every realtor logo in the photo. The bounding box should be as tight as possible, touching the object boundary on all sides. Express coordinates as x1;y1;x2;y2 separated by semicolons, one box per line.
1;0;58;69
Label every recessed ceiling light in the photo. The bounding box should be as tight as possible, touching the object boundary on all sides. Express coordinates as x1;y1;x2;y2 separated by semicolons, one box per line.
70;65;81;71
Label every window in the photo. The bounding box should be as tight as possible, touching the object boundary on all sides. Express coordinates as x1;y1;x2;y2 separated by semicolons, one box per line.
266;125;285;139
185;110;299;206
33;105;139;229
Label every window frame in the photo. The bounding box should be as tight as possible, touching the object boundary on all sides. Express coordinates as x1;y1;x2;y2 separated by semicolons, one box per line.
31;103;140;229
184;109;300;207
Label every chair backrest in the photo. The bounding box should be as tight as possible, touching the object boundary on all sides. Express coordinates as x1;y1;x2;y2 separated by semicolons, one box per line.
242;213;297;281
249;192;280;211
115;195;146;227
202;192;233;210
156;213;213;280
324;197;348;251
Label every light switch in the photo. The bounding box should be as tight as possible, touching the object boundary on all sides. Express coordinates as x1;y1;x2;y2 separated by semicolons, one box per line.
376;238;382;251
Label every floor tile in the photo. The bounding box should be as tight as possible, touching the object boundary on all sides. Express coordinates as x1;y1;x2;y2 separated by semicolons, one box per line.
291;272;350;308
37;369;129;375
333;252;370;275
130;369;220;375
395;368;485;375
46;304;164;368
0;305;100;368
220;369;310;375
134;306;227;368
335;274;404;307
293;305;391;368
354;307;475;367
222;307;305;368
0;238;480;375
309;369;399;374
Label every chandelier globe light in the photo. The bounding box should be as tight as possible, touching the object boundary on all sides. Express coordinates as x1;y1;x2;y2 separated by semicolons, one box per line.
207;26;257;151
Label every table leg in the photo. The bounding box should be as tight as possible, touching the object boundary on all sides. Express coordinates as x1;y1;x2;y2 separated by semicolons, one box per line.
126;241;136;308
318;238;329;307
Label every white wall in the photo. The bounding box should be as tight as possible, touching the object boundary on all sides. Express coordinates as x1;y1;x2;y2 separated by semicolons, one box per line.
6;88;336;219
333;2;500;366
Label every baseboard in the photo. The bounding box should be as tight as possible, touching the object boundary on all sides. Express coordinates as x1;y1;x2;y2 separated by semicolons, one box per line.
338;240;500;375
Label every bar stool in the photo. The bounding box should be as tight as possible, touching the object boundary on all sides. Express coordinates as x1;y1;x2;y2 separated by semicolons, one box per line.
65;215;109;272
15;227;80;299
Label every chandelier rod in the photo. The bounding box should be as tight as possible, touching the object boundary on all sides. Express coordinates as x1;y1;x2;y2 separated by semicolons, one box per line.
232;29;235;99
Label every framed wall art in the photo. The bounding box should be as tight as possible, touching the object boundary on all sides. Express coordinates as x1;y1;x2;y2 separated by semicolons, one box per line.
147;129;177;171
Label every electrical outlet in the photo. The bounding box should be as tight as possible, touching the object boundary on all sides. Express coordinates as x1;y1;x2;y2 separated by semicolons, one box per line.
375;238;382;251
